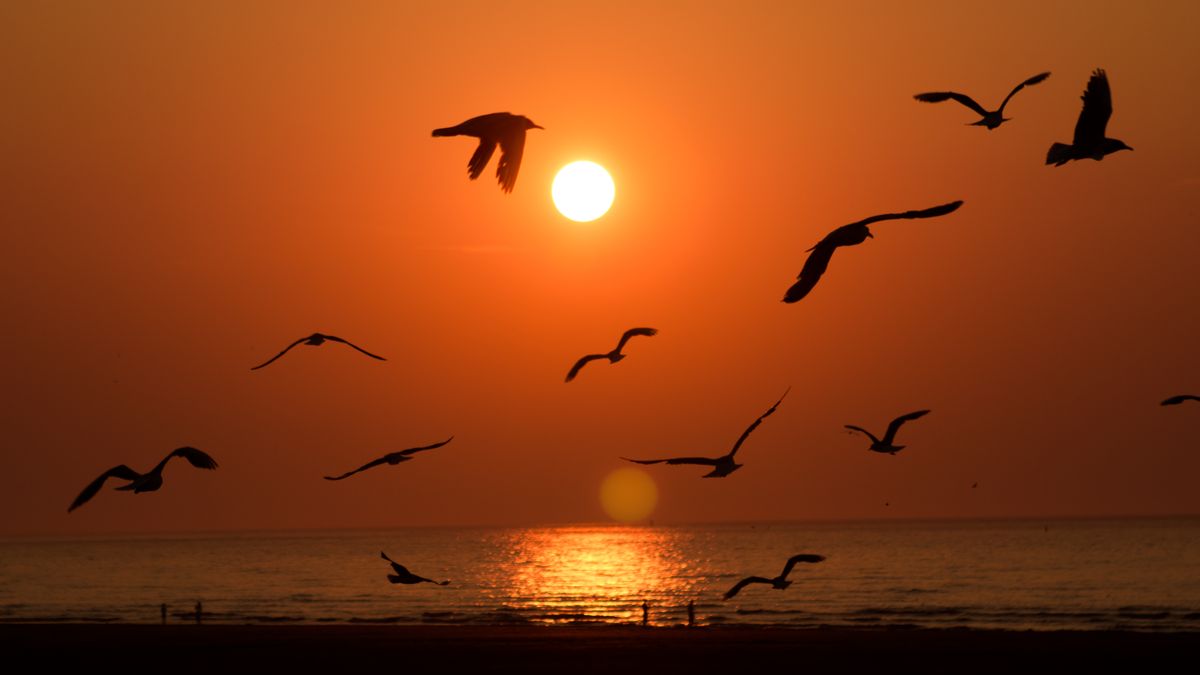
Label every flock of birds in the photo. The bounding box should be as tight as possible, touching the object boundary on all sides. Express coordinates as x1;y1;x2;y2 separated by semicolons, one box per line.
64;67;1194;608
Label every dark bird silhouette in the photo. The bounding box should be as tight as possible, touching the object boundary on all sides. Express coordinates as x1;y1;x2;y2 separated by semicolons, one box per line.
380;552;449;586
68;447;219;512
1161;394;1200;406
565;327;658;382
845;410;931;455
324;437;454;481
782;201;963;303
914;72;1051;129
722;554;825;600
432;112;543;193
1046;69;1132;166
622;388;788;477
250;333;385;370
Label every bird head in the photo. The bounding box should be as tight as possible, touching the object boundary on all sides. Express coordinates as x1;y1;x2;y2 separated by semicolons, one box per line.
866;228;874;239
610;353;626;363
1105;139;1133;153
774;579;793;590
523;117;544;130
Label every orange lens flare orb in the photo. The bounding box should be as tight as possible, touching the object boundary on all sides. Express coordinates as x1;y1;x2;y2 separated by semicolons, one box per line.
552;161;615;222
599;468;657;523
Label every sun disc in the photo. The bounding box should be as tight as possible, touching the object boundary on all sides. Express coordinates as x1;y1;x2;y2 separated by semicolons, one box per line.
552;161;615;222
599;468;657;523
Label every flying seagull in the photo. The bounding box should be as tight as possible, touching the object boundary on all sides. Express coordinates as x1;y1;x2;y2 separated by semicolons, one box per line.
432;112;544;193
914;71;1051;129
1161;395;1200;406
380;552;449;586
324;437;454;481
622;388;788;478
68;447;219;512
722;554;826;600
565;327;658;382
845;410;931;455
250;333;386;370
1046;69;1132;166
782;201;963;303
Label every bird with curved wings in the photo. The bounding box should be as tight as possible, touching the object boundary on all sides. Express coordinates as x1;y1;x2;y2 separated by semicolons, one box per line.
250;333;386;370
622;388;789;478
380;552;449;586
68;447;219;512
565;327;658;382
783;201;963;303
845;410;931;455
324;437;454;481
723;554;826;600
914;71;1050;129
1161;395;1200;406
1046;69;1132;165
432;112;544;193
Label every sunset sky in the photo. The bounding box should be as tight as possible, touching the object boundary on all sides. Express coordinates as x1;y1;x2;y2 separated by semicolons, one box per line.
2;1;1198;536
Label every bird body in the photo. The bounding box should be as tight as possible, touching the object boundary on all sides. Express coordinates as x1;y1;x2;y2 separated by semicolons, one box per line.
565;327;658;382
1162;395;1200;406
380;552;449;586
68;447;219;512
915;72;1050;130
1046;69;1131;166
722;554;825;600
250;332;385;370
845;410;930;454
433;112;543;193
324;437;454;481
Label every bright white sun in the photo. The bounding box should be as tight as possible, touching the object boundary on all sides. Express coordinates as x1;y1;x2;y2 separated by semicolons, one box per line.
552;161;615;222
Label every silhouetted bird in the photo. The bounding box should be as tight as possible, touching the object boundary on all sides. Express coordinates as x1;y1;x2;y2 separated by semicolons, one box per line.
565;327;658;382
324;437;454;481
432;112;543;193
250;333;385;370
845;410;930;455
380;552;449;586
1161;394;1200;406
914;72;1050;129
622;388;788;477
1046;69;1132;166
782;201;963;303
68;447;218;512
722;554;825;600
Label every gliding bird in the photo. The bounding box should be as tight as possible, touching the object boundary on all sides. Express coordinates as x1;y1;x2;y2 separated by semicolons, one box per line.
565;327;658;382
380;552;449;586
722;554;826;600
250;333;386;370
432;112;544;193
1046;69;1132;166
324;437;454;481
914;71;1051;129
782;201;963;303
68;447;219;512
845;410;931;455
621;388;788;478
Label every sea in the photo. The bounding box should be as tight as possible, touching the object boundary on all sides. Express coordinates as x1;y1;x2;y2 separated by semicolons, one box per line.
2;518;1198;631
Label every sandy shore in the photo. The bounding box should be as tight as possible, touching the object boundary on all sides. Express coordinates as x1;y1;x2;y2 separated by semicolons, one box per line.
3;624;1196;673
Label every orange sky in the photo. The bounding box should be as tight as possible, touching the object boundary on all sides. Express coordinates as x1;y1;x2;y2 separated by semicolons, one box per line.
2;1;1198;536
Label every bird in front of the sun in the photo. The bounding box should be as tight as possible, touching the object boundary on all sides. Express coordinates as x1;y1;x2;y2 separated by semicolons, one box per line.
845;410;931;455
782;201;963;303
622;388;788;477
1046;69;1132;166
432;112;543;193
250;333;385;370
914;71;1051;130
324;437;454;481
1161;394;1200;406
722;554;826;600
380;552;449;587
565;327;658;383
68;447;219;512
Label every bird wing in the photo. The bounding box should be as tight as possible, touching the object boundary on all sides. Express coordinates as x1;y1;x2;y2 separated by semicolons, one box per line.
843;425;880;445
913;91;989;117
324;335;386;361
783;239;838;303
149;446;219;476
467;139;497;180
68;465;142;512
324;456;390;481
1162;395;1200;406
614;327;658;354
250;336;308;370
997;71;1051;113
380;551;410;576
496;129;526;193
882;410;931;445
398;436;455;457
1073;69;1112;146
851;201;964;229
621;456;720;466
723;576;773;600
565;353;608;382
779;554;826;580
728;388;789;459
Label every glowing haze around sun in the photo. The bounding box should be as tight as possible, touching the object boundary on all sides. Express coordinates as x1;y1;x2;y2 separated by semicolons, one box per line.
552;161;615;222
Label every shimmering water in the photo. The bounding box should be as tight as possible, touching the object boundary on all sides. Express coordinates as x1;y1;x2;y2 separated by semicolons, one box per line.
2;518;1198;630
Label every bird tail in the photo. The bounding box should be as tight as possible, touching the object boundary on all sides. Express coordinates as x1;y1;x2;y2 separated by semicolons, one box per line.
1045;143;1072;166
387;574;403;584
431;126;459;137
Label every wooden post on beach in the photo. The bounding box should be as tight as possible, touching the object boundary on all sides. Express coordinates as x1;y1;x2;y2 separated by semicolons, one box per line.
195;601;202;625
687;600;695;627
641;600;649;626
160;603;167;625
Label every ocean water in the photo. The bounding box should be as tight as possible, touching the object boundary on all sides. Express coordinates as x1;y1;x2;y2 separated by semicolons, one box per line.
2;518;1198;631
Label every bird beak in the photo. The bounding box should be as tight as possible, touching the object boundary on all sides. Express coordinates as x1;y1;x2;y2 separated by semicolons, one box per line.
533;124;545;130
867;232;874;238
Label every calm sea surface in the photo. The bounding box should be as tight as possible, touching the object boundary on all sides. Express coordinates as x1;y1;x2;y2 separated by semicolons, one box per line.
2;519;1198;630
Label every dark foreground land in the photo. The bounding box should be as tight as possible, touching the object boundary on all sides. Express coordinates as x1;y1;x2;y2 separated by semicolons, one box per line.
3;624;1196;673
